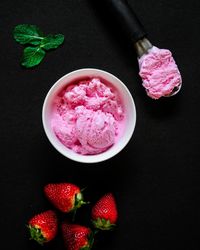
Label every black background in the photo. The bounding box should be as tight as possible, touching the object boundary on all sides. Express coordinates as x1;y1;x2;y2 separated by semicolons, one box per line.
0;0;200;249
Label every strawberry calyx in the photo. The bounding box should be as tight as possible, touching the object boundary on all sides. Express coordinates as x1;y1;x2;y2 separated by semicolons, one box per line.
80;232;94;250
28;225;46;245
80;247;91;250
72;192;89;221
92;218;116;231
74;192;88;209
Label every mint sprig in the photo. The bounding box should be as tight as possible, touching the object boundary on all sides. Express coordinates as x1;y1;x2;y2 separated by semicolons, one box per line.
13;24;64;68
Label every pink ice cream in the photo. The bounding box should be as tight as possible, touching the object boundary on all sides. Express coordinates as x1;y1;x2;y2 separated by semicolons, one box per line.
138;46;182;99
51;78;124;155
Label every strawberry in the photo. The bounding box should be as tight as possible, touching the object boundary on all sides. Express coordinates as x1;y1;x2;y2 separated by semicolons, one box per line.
91;193;118;230
44;183;87;213
28;210;57;245
62;223;94;250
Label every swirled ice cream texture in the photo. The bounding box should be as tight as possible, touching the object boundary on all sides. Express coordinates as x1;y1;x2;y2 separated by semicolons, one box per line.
51;78;125;155
138;46;182;99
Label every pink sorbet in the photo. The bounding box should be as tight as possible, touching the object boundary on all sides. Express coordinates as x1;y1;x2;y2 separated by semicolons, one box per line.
138;46;182;99
51;78;125;155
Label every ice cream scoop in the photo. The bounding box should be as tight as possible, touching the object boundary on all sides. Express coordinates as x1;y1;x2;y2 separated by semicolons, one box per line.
97;0;182;99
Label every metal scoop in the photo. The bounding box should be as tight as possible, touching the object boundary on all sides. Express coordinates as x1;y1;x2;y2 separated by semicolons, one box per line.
101;0;182;98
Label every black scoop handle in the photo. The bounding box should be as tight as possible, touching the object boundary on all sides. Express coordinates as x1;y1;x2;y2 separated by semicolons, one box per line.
104;0;147;43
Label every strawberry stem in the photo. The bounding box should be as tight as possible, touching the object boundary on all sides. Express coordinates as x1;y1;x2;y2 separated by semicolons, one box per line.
93;229;99;235
81;187;87;192
72;209;77;222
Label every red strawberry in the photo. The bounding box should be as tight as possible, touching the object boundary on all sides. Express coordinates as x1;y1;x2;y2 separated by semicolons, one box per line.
62;223;94;250
91;193;118;230
44;183;87;213
28;210;57;245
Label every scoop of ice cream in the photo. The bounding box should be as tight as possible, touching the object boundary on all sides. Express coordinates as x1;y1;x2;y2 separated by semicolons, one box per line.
51;78;124;155
51;113;77;148
74;106;116;155
138;46;182;99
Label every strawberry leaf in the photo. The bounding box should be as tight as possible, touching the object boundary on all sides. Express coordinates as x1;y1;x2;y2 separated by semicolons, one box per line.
13;24;44;45
40;34;65;50
21;47;45;68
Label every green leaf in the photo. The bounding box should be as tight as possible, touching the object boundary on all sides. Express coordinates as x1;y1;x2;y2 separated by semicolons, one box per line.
13;24;44;45
40;34;65;50
21;47;46;68
14;24;65;68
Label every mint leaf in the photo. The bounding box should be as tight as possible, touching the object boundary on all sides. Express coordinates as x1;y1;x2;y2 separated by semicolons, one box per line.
21;47;45;68
13;24;44;45
13;24;65;68
41;34;65;50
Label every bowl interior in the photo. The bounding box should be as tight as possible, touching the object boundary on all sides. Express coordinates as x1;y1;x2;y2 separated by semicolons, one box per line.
42;69;136;163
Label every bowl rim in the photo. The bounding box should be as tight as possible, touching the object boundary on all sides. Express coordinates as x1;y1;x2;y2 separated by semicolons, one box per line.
42;68;136;163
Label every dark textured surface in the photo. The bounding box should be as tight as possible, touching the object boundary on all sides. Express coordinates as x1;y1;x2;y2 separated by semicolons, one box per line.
0;0;200;249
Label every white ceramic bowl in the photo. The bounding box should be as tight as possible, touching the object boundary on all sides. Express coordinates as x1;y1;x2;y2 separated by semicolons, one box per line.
42;68;136;163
